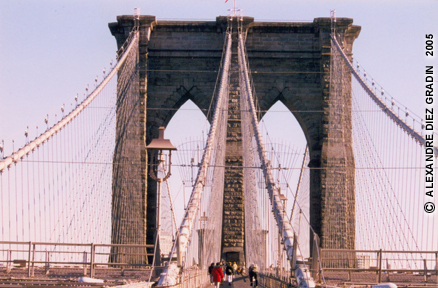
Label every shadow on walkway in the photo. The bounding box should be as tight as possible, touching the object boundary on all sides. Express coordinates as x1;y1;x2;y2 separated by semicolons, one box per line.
203;275;255;288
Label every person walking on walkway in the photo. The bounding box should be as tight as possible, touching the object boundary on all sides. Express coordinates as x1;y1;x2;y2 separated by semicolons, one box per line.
249;263;258;287
232;262;238;274
208;263;215;284
237;265;246;282
212;262;224;288
225;262;234;285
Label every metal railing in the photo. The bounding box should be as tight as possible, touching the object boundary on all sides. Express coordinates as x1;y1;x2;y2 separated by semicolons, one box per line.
157;268;209;288
259;270;296;288
320;249;438;284
256;249;438;286
0;241;154;279
0;241;212;287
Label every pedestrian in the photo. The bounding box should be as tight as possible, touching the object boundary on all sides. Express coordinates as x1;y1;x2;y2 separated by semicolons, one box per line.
208;263;214;284
225;262;234;285
237;265;246;282
249;263;258;287
211;262;224;288
232;262;237;274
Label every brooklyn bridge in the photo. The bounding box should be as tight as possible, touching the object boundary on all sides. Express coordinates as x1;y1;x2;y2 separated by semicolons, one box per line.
0;8;436;288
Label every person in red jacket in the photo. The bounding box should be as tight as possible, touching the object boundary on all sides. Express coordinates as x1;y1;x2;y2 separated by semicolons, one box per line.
211;262;224;288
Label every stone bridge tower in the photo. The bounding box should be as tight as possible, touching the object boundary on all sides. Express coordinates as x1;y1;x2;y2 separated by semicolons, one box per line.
109;15;361;263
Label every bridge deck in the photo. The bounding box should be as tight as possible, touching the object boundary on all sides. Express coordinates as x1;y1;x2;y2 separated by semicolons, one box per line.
0;266;153;287
202;276;252;288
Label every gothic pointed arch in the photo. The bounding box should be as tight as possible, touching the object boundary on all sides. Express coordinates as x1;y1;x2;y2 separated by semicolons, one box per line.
110;15;361;254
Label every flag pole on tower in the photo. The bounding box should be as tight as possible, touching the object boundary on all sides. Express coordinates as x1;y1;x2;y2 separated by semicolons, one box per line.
225;0;237;17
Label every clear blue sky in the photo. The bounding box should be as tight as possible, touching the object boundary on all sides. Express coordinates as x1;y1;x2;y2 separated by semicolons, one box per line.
0;0;437;152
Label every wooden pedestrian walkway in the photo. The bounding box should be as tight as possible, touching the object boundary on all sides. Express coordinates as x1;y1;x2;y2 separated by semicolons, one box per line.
202;275;256;288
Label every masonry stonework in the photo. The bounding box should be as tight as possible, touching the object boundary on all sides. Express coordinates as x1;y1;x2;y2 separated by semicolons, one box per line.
221;29;246;264
109;15;361;260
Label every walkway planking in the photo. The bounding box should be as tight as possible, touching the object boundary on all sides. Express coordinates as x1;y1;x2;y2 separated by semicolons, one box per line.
203;276;256;288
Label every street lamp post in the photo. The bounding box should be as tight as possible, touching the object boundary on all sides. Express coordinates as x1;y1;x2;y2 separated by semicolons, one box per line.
146;126;177;266
278;190;287;276
198;212;208;268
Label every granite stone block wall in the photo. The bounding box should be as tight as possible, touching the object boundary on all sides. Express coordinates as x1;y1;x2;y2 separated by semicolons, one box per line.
108;15;361;262
221;33;245;263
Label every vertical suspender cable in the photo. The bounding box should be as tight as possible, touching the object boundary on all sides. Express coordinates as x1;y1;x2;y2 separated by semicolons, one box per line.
238;32;300;264
176;32;232;263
